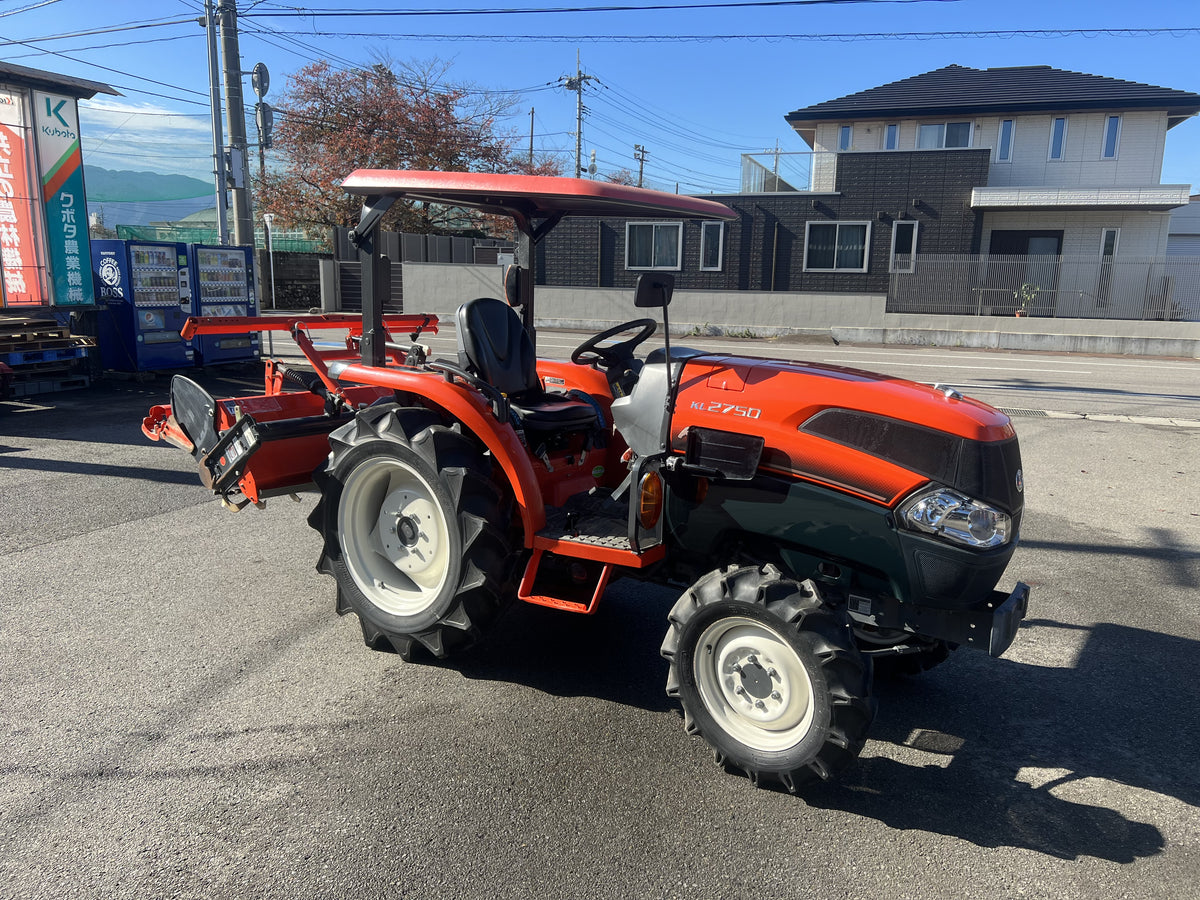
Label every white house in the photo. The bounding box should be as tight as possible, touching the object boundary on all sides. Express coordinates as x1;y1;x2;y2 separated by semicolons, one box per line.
784;65;1200;318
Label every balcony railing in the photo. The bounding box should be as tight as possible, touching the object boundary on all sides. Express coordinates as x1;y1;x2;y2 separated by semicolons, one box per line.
887;253;1200;322
740;152;838;193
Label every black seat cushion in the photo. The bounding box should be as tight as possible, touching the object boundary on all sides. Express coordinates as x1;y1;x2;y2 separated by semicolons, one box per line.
509;393;602;431
456;298;600;432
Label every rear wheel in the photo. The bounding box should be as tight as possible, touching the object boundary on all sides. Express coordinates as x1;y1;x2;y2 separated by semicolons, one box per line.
661;565;875;791
310;404;515;660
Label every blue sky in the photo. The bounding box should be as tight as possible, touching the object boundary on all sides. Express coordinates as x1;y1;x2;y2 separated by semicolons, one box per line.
2;0;1197;195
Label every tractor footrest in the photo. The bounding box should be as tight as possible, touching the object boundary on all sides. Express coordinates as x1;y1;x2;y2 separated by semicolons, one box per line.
518;548;613;615
534;506;664;568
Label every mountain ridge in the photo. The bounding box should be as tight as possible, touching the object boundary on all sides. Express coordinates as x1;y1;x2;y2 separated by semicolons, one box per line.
85;165;212;203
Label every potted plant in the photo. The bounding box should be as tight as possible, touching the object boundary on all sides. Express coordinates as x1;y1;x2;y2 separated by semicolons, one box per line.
1013;283;1039;317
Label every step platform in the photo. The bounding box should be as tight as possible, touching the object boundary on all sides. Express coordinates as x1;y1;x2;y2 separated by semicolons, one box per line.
520;503;664;614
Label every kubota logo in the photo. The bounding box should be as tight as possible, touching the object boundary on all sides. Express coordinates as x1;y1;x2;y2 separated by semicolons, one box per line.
45;98;69;127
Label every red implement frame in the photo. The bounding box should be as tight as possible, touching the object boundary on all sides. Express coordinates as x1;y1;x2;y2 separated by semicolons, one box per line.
142;312;441;504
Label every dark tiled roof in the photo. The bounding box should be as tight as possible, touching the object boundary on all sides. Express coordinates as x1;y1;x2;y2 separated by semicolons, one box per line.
785;65;1200;123
0;61;117;99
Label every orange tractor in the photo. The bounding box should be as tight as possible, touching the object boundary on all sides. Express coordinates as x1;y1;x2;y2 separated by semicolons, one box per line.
144;171;1028;791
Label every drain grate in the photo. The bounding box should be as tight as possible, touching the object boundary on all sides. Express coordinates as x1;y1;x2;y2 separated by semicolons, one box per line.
998;407;1049;418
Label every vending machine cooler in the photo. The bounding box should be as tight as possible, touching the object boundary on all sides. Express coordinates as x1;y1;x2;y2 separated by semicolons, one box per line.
188;244;259;365
92;240;194;372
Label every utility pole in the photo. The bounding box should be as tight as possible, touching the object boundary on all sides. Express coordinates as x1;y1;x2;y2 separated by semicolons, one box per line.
563;51;597;179
528;107;535;167
634;144;647;188
218;0;253;246
201;0;228;245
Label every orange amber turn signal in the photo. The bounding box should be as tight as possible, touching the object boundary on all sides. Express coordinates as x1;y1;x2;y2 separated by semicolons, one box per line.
638;471;664;529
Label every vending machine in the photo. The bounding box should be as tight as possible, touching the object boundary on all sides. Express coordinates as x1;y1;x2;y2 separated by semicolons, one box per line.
188;244;259;365
92;240;194;372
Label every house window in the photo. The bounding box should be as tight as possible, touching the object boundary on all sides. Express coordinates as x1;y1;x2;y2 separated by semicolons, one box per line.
997;119;1014;162
1100;228;1119;258
1049;117;1067;160
804;221;871;273
1102;115;1121;159
626;222;682;270
890;221;919;273
918;121;971;149
885;123;899;150
1097;228;1119;307
838;125;853;151
700;221;724;271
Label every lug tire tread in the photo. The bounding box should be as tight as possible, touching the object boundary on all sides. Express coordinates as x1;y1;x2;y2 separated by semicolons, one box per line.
311;404;515;660
662;563;876;791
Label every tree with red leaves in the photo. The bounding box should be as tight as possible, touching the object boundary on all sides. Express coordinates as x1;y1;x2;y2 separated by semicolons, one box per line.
257;58;561;239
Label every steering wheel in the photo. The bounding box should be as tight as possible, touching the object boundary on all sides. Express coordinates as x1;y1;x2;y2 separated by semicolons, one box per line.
570;318;657;369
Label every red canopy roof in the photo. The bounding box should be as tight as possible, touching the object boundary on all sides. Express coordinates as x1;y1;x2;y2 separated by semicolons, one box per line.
340;170;737;222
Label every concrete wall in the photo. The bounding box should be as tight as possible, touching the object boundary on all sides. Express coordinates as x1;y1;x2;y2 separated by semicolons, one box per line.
839;313;1200;358
402;261;1200;357
400;262;886;337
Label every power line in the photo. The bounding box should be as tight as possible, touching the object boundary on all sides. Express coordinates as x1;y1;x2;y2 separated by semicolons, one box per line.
243;26;1200;43
598;80;777;147
0;34;210;102
0;0;64;18
81;103;212;119
240;19;562;98
0;16;198;46
239;0;966;18
5;32;197;60
587;105;748;164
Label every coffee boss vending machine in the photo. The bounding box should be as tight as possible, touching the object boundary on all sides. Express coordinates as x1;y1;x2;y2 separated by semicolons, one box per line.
92;240;194;372
188;244;259;364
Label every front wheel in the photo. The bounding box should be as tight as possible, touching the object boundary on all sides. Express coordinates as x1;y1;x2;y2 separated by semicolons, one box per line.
309;404;516;660
661;565;875;791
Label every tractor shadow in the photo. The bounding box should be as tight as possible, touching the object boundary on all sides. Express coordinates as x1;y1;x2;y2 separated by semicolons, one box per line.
454;578;678;712
460;597;1193;863
800;618;1197;862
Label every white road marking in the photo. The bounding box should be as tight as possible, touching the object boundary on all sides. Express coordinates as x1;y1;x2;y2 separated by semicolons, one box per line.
830;359;1093;374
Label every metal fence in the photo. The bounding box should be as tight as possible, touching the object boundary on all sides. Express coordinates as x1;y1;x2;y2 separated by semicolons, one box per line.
332;260;405;313
114;224;325;253
887;254;1200;321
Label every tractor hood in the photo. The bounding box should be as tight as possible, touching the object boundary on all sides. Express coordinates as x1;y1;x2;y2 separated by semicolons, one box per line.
671;355;1022;511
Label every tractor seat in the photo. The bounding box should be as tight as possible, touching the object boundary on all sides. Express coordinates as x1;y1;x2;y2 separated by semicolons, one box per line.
456;297;600;432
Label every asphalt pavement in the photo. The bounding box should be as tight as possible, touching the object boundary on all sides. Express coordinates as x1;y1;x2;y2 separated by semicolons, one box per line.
1;341;1197;900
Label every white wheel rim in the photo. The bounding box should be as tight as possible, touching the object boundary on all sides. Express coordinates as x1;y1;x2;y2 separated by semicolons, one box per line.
693;616;816;753
338;456;452;617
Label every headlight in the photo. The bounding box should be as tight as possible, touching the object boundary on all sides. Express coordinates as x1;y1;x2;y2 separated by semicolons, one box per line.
898;486;1011;549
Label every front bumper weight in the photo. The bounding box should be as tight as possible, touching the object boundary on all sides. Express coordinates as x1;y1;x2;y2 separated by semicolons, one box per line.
850;581;1030;659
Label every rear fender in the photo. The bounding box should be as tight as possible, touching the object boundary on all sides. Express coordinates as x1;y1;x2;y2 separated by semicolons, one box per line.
328;362;548;543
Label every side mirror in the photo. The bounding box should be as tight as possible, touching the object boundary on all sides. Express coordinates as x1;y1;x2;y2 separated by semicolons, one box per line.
634;272;674;309
503;264;523;307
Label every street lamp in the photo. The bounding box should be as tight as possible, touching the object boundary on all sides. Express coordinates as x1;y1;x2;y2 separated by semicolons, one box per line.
262;213;277;312
263;213;276;355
